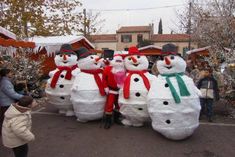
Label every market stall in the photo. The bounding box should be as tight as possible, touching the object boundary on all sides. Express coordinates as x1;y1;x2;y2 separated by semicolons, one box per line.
28;35;94;75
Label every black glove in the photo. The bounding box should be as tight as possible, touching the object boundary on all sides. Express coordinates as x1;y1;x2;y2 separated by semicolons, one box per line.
103;114;112;129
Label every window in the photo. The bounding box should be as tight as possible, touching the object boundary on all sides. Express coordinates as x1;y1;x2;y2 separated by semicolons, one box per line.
124;47;129;51
102;48;109;50
121;35;132;43
183;47;194;58
182;47;189;58
137;34;143;42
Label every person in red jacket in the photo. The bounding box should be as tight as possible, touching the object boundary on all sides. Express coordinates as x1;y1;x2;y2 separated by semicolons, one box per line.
102;54;126;129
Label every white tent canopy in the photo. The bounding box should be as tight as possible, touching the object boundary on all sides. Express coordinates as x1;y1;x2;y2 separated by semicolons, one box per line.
138;45;162;51
0;26;17;56
28;35;94;57
186;46;211;55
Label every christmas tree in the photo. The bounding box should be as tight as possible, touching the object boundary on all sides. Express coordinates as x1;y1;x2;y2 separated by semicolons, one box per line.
1;48;46;98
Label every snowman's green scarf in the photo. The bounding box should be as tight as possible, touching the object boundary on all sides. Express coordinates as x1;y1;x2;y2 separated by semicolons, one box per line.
161;73;190;103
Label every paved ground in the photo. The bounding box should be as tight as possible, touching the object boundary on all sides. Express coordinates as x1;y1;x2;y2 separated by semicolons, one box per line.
1;101;235;157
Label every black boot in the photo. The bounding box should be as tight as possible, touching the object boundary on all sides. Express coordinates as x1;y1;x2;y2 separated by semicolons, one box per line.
208;117;213;122
113;109;122;125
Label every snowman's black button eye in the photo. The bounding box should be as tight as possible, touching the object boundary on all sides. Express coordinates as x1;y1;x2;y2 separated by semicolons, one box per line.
128;57;131;61
137;55;140;59
166;120;171;124
160;56;164;60
135;92;141;97
60;55;63;57
134;78;139;82
60;75;64;78
90;56;94;59
59;85;64;88
163;101;168;105
108;58;112;61
68;54;71;57
170;56;175;60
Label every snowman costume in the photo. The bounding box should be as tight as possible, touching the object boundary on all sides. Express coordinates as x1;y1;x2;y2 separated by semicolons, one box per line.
147;44;201;140
119;47;157;127
45;44;78;116
71;47;106;122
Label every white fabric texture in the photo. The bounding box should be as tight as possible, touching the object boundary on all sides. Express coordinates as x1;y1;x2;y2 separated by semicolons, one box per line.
119;55;156;126
71;72;106;122
2;105;34;148
119;72;157;126
157;56;186;75
54;54;78;67
46;70;76;114
147;75;201;140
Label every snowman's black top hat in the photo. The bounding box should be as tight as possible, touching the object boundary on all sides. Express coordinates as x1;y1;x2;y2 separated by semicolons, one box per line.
56;44;76;55
103;49;114;60
161;43;181;56
75;47;93;59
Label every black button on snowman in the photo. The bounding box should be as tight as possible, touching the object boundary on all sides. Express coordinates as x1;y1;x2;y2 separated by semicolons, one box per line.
134;78;139;82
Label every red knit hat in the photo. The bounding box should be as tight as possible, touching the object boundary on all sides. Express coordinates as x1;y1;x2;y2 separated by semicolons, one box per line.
124;46;143;57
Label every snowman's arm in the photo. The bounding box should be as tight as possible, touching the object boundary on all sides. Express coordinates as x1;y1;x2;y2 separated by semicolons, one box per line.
48;69;57;78
72;68;81;77
194;85;202;97
149;74;158;85
71;76;80;92
185;76;202;97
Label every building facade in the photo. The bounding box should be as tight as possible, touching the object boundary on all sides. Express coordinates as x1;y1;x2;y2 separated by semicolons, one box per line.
90;25;198;56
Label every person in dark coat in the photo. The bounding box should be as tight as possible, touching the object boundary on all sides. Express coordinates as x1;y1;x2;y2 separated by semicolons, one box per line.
197;67;219;122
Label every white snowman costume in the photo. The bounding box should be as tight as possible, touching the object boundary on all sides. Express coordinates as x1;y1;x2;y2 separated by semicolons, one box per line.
46;44;78;116
71;47;106;122
147;44;201;140
119;47;157;127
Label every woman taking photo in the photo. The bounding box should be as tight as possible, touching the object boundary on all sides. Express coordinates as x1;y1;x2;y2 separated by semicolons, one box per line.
0;68;23;133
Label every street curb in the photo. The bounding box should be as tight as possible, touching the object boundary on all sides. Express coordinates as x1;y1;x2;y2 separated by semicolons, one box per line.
32;111;235;127
32;111;61;116
200;122;235;127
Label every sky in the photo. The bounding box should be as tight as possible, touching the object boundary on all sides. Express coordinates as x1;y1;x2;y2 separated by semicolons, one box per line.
79;0;188;34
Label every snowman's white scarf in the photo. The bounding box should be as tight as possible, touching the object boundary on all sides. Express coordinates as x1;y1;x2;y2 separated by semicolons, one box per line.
161;72;190;104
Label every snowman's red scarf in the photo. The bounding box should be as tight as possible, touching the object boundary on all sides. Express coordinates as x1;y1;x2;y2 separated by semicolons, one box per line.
123;70;150;99
50;65;77;88
81;69;105;96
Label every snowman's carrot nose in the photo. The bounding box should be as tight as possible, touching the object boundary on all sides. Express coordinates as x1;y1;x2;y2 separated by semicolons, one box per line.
95;57;101;62
63;55;67;60
131;56;137;63
164;57;171;65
